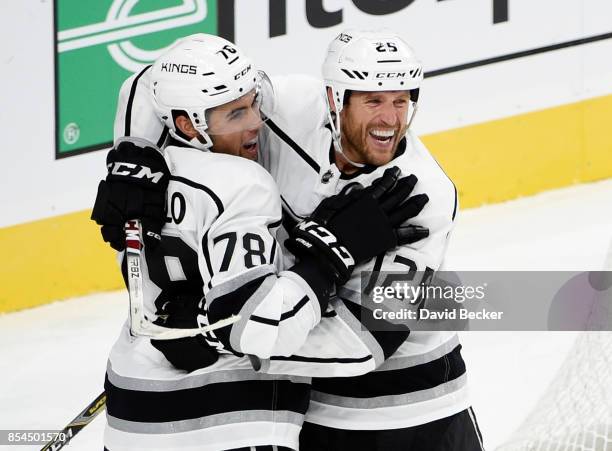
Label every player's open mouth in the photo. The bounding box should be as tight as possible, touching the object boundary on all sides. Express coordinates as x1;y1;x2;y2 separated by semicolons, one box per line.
369;129;394;142
243;138;258;155
369;129;395;145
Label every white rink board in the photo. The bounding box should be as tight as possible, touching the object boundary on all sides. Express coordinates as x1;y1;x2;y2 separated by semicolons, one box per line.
2;0;612;226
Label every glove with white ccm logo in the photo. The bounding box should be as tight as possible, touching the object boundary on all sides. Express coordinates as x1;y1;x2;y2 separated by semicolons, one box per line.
91;139;170;251
286;167;429;285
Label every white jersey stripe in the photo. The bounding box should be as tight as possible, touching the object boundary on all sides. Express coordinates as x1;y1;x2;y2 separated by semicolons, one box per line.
306;380;471;431
107;410;303;434
106;361;308;392
206;265;276;303
374;333;460;371
228;274;278;352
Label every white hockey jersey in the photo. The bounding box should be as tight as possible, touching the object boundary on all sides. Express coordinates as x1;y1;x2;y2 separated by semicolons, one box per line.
258;74;470;430
105;147;306;450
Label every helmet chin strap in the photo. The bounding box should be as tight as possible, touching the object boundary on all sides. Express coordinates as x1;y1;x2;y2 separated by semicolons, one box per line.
326;108;366;169
406;102;419;130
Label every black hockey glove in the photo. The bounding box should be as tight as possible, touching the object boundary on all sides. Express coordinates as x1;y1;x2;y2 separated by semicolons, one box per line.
150;296;219;372
286;167;429;285
91;140;169;251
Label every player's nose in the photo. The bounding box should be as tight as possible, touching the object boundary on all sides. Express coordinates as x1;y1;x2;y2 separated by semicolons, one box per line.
378;102;398;126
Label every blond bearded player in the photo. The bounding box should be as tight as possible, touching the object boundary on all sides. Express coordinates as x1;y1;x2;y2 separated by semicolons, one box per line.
257;30;482;451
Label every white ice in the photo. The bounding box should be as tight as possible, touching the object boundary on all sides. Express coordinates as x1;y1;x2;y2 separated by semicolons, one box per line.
1;179;611;451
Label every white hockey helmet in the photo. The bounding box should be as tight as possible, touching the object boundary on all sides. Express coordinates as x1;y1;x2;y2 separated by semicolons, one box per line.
150;33;271;151
322;29;423;165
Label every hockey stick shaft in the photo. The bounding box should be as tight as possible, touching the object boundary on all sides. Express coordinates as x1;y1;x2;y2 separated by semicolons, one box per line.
125;219;143;333
125;220;241;340
40;392;106;451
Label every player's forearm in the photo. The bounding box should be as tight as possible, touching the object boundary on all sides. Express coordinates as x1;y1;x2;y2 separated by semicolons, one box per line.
205;264;334;359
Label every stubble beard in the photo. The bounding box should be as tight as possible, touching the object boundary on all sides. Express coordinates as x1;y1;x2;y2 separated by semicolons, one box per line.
341;121;404;167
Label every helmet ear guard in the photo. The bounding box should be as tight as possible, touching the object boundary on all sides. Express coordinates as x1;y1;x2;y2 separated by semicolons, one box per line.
166;108;214;151
322;29;424;165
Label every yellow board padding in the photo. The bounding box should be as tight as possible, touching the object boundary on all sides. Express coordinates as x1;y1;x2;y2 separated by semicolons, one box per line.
0;211;123;313
422;92;612;208
1;93;612;313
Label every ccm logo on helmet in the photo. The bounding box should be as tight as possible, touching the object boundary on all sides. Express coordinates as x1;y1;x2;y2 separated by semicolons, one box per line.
160;63;197;75
375;72;407;79
234;64;252;80
108;162;165;184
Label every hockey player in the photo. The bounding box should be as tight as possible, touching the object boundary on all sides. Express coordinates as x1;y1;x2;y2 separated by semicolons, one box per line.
93;35;430;451
93;30;484;450
261;30;484;451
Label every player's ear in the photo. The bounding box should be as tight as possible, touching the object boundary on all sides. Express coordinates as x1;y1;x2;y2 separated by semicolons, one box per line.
326;87;337;114
175;114;199;139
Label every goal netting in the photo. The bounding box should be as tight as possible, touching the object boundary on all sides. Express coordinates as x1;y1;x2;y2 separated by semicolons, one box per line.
498;268;612;451
497;331;612;451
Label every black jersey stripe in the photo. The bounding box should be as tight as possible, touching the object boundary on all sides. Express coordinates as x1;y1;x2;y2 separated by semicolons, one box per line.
268;218;283;229
311;344;465;398
201;230;215;285
271;354;373;364
249;315;277;326
170;175;224;216
266;119;320;173
105;375;310;423
156;125;169;148
280;295;310;320
451;182;458;221
124;65;152;137
250;295;310;326
363;253;386;294
266;218;282;263
280;195;305;221
268;238;278;265
281;204;299;234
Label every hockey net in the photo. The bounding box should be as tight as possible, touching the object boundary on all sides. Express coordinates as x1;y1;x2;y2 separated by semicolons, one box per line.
498;265;612;451
498;331;612;451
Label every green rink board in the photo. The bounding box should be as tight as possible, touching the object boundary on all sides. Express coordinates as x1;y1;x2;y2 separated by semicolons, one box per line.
55;0;217;158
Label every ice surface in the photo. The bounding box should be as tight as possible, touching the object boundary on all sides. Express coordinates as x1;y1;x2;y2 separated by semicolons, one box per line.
1;179;611;450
